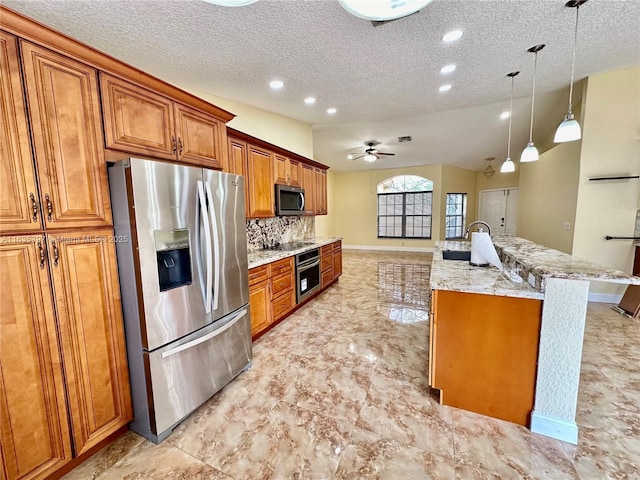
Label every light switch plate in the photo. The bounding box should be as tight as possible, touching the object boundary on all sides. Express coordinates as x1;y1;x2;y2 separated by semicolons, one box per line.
528;273;536;287
562;222;571;230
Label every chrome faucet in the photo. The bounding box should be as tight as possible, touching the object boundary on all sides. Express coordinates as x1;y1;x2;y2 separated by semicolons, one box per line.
464;221;491;239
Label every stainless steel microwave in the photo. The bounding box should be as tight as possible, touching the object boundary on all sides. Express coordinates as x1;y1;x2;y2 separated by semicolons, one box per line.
275;184;305;215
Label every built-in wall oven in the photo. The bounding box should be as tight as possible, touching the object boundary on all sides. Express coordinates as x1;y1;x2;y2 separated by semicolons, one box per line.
296;248;321;303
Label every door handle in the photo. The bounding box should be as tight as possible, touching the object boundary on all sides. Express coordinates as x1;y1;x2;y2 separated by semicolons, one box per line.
44;194;53;222
51;239;60;267
204;182;220;312
30;193;38;222
37;238;45;269
171;136;177;155
197;181;213;313
161;307;247;358
178;137;183;157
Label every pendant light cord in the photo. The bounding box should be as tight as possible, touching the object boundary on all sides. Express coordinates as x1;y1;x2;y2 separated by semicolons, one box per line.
507;75;514;158
528;52;538;143
567;4;580;113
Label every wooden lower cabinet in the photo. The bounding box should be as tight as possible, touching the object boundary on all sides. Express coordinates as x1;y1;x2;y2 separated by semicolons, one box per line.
0;231;132;479
0;235;72;480
430;289;542;426
248;264;271;338
270;258;295;322
332;241;342;279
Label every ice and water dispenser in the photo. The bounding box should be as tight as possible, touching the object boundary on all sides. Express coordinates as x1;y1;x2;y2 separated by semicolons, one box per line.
154;229;192;292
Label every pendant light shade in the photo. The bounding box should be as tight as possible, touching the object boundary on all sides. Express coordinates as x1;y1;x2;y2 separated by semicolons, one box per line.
521;44;545;163
501;71;519;174
555;0;587;143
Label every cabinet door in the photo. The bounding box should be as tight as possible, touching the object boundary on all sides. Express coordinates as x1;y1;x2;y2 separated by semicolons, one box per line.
0;33;41;234
175;103;224;169
315;168;327;215
100;73;176;160
288;158;302;188
273;154;288;185
333;245;342;279
301;164;315;215
249;279;272;338
20;41;112;229
0;235;72;479
227;138;249;218
246;145;274;218
48;230;132;456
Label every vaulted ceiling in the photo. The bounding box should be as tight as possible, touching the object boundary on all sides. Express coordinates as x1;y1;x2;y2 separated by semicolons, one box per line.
5;0;639;172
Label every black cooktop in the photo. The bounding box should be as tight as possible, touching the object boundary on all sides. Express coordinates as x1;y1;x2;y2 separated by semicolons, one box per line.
266;242;312;251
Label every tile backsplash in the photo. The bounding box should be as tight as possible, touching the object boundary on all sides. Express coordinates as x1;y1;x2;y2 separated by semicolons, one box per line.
246;216;314;252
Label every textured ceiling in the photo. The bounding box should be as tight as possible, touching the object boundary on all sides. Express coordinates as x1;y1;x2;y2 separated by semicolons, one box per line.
4;0;639;172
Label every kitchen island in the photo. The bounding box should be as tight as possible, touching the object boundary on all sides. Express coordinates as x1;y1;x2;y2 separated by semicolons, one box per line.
430;236;640;444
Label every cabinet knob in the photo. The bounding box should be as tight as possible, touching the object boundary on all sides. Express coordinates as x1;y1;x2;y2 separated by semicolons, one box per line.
29;193;38;222
44;194;53;222
171;136;177;155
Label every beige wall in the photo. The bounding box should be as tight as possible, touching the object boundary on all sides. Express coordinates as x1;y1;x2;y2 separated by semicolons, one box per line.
315;169;337;237
186;89;314;158
441;166;478;239
517;141;581;253
334;165;443;249
572;67;640;297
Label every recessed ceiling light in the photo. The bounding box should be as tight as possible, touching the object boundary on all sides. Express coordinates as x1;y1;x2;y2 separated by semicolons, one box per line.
304;97;316;105
327;108;337;115
269;80;284;90
439;84;452;92
442;30;463;42
440;64;456;74
500;111;510;119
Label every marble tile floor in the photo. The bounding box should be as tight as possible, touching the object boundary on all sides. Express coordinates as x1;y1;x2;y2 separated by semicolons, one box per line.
63;250;640;480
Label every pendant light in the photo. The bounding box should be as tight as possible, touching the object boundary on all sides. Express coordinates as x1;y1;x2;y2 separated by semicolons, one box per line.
554;0;588;143
482;157;496;179
501;72;519;173
521;44;545;162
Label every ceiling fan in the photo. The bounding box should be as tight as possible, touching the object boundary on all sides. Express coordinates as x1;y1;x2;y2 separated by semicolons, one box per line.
348;141;396;162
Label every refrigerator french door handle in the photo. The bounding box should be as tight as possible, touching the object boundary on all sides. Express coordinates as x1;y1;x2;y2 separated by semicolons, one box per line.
197;181;213;313
204;182;221;312
160;307;248;358
299;192;305;211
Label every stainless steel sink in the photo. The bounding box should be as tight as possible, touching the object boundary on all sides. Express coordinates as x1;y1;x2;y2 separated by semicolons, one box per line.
442;250;471;261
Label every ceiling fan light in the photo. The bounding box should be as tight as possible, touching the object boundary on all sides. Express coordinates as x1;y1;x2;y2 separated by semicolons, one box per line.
363;153;377;162
520;142;539;162
554;113;582;142
338;0;434;21
202;0;258;6
500;157;515;173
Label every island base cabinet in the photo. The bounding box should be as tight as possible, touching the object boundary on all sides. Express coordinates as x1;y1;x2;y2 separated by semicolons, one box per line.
430;290;542;426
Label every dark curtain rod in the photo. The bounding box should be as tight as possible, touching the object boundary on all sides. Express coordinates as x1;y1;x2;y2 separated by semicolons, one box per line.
605;236;640;240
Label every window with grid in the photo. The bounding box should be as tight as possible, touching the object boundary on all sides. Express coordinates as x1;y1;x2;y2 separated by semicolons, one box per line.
445;193;467;239
377;176;433;239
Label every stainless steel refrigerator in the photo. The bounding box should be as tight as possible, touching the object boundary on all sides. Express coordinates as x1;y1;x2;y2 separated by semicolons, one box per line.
108;158;251;443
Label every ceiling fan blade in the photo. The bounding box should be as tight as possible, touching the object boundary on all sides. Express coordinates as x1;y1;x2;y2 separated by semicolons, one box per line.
349;154;365;161
376;152;396;156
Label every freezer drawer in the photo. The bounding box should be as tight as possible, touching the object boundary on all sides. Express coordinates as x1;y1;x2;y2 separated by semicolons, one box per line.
145;306;251;440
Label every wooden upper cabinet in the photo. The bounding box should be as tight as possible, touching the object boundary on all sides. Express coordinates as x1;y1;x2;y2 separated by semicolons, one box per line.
227;137;249;217
273;155;302;188
301;163;315;215
101;73;225;169
20;41;113;229
100;73;175;160
246;144;274;218
48;230;132;456
174;103;225;169
315;168;327;215
0;32;42;234
0;235;72;479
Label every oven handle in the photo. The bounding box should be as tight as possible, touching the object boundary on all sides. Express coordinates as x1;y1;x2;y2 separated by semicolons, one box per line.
298;259;320;272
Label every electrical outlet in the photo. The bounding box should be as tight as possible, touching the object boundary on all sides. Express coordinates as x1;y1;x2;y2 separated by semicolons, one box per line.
527;273;536;287
562;222;571;230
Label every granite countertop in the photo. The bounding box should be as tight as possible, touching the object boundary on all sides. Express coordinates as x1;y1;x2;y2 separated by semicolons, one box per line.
430;242;544;300
247;237;342;269
491;235;640;286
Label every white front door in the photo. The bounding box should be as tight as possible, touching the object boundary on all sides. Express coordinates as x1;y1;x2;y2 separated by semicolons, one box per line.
478;188;519;235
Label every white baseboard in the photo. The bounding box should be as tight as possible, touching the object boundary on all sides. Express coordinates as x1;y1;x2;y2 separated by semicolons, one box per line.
530;412;578;444
588;293;623;304
342;244;434;253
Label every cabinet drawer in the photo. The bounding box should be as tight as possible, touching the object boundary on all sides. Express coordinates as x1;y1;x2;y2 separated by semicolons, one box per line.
271;272;293;298
321;245;333;257
270;256;293;277
248;264;269;286
332;240;342;252
272;291;295;320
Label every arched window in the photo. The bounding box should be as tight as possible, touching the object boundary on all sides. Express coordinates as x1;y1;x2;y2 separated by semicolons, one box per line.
377;175;433;239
